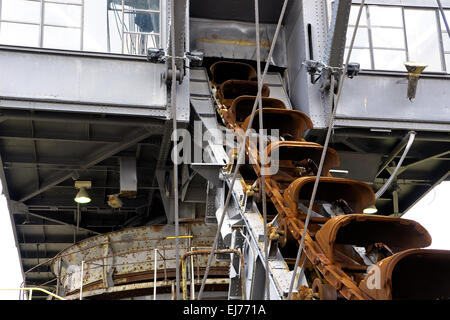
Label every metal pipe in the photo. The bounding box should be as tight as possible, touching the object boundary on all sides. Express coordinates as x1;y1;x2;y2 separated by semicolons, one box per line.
79;260;84;300
154;249;157;300
375;131;416;199
288;0;366;300
190;250;195;300
197;0;289;300
169;0;181;300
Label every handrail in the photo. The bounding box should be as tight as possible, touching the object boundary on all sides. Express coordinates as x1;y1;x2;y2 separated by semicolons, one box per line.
0;288;66;300
180;249;246;300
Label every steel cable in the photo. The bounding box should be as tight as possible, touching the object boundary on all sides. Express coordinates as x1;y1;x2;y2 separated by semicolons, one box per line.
287;0;366;300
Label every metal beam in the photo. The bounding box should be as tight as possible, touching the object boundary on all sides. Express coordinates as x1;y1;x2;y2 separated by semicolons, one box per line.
18;126;161;202
25;212;101;235
324;0;352;68
396;150;450;176
0;109;165;127
0;133;125;144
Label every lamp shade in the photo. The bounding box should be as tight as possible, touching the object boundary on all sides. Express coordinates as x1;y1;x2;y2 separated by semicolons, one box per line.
75;187;91;204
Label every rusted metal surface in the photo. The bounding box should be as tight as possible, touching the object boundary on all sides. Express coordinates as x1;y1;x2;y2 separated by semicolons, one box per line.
50;223;229;298
359;249;450;300
226;96;286;125
283;177;375;215
266;141;340;180
242;108;313;142
315;214;432;264
210;61;257;86
216;80;270;107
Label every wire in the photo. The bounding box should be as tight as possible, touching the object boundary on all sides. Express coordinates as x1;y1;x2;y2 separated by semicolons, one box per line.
254;0;270;300
197;0;290;300
287;0;367;300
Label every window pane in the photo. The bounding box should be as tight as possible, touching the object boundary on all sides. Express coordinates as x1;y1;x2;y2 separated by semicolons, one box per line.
371;28;405;49
47;0;83;4
124;11;160;33
369;6;403;28
446;54;450;72
44;2;82;27
405;9;442;72
345;48;371;69
123;32;159;55
443;32;450;52
0;22;40;47
83;1;108;52
346;27;369;48
43;26;81;50
349;5;367;26
1;0;41;24
439;10;450;32
373;49;406;71
124;0;159;11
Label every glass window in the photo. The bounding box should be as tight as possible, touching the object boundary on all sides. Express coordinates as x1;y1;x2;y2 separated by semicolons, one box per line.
44;2;82;28
404;9;442;72
43;26;81;50
346;26;370;48
369;6;403;28
0;22;40;47
123;11;160;33
348;5;367;26
345;48;371;70
0;0;163;55
1;0;41;24
373;49;406;71
371;28;405;49
346;5;448;73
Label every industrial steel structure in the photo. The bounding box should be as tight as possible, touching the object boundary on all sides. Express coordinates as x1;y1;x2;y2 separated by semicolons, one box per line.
1;0;450;300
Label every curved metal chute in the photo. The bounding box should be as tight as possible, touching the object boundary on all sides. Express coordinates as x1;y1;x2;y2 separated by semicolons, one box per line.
283;177;375;214
217;80;270;107
242;108;313;142
265;141;340;179
210;61;257;86
228;96;286;124
359;249;450;300
315;214;432;264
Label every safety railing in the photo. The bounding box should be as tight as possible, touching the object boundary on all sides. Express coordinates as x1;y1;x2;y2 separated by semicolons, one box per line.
0;288;66;300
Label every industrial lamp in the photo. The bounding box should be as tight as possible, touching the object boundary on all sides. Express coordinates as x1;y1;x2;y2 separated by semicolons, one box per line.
74;181;92;204
363;205;378;214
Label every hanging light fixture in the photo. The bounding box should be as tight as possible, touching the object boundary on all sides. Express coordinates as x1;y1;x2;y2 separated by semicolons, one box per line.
74;181;92;204
363;205;378;214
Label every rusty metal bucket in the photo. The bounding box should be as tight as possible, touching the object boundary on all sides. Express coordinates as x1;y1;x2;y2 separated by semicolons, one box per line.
226;96;286;125
242;108;313;142
283;177;375;214
359;248;450;299
217;80;270;107
210;61;257;86
315;214;432;265
265;141;340;180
